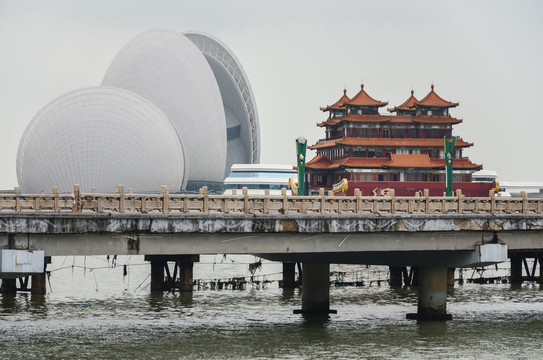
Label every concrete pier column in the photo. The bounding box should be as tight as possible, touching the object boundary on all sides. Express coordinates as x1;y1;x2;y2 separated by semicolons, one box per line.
147;256;166;292
510;255;523;284
0;279;17;294
389;266;403;287
294;263;336;316
282;262;297;288
179;261;194;292
31;273;47;295
407;267;451;321
447;268;455;287
31;256;49;295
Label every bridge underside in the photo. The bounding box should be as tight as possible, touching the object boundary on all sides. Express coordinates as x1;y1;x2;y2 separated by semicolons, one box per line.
255;247;506;268
0;231;516;268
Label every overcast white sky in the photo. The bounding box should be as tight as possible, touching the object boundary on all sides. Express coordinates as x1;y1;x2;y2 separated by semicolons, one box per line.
1;0;542;189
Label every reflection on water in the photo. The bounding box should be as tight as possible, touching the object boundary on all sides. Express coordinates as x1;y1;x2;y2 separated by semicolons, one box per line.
1;255;542;359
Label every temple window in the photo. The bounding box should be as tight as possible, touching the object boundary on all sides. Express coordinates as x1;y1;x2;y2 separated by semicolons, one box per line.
353;150;365;157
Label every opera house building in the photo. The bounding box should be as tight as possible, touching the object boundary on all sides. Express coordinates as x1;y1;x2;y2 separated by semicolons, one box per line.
16;29;260;193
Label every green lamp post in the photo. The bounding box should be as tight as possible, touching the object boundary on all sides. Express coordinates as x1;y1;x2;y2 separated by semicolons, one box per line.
296;137;307;196
444;137;455;197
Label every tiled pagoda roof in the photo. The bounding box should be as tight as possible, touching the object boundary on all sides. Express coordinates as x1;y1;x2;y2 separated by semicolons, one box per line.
383;154;442;169
345;84;388;107
415;85;459;108
320;89;350;111
306;154;482;171
388;90;418;113
317;114;462;127
309;137;473;150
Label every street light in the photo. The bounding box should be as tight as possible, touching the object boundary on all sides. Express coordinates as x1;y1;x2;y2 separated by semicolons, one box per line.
296;137;307;196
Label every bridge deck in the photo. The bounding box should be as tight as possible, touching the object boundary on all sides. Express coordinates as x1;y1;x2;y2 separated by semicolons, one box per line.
1;187;543;267
1;186;542;215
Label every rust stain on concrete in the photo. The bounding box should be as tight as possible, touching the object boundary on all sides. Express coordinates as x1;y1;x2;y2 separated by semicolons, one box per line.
280;219;299;232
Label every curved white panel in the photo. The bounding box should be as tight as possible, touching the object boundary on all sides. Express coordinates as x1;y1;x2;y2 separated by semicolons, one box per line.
16;87;186;193
102;29;227;183
184;31;261;168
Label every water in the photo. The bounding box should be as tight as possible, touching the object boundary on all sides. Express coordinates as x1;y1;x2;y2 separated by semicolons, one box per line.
1;256;543;359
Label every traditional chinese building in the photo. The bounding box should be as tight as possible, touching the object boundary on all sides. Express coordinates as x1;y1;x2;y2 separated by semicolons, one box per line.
306;84;495;196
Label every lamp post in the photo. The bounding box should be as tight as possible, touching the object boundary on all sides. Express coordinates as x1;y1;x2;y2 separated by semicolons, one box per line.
444;137;455;197
296;137;307;196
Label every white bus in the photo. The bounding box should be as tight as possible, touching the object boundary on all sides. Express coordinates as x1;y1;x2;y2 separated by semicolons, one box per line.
223;164;297;195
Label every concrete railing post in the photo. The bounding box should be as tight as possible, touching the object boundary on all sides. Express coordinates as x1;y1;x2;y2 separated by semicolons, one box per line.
424;189;430;213
319;188;325;213
73;184;81;213
354;188;361;214
456;189;463;214
390;188;396;214
521;191;527;214
14;186;20;212
281;188;287;214
489;189;495;214
118;185;125;213
53;186;59;212
243;187;249;214
263;189;269;214
202;186;209;213
162;185;169;214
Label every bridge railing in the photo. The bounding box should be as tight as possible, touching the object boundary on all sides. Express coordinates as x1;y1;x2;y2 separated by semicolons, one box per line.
1;185;542;215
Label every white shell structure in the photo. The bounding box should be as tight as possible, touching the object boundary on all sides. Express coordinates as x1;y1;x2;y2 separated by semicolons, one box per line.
102;29;227;183
184;32;261;177
16;87;186;193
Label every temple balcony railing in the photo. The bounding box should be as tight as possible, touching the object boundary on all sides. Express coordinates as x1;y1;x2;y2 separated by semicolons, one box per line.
1;185;542;216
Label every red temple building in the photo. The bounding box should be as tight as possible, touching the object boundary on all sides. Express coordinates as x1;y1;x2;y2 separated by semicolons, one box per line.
306;84;495;196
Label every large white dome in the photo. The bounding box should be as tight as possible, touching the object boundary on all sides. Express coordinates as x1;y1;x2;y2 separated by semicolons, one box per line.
16;87;186;193
102;29;227;183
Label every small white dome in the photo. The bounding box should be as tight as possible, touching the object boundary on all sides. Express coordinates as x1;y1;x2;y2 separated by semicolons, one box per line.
16;86;186;193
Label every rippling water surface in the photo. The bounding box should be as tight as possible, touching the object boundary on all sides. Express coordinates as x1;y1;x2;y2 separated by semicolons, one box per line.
1;256;542;359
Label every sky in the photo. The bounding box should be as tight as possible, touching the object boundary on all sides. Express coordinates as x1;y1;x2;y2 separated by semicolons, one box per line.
1;0;542;189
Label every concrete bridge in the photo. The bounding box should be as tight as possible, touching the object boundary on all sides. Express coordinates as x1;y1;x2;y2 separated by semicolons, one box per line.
1;185;543;320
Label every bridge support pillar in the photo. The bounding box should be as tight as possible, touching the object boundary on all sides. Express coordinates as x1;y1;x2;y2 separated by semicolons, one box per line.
282;262;297;288
294;263;336;316
0;279;17;294
407;267;451;321
31;256;49;295
149;257;166;292
447;268;455;287
389;266;403;287
145;255;199;292
179;261;193;292
31;273;46;295
510;255;523;284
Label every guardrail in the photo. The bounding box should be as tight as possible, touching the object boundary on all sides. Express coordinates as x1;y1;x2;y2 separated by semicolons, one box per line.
1;185;542;215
